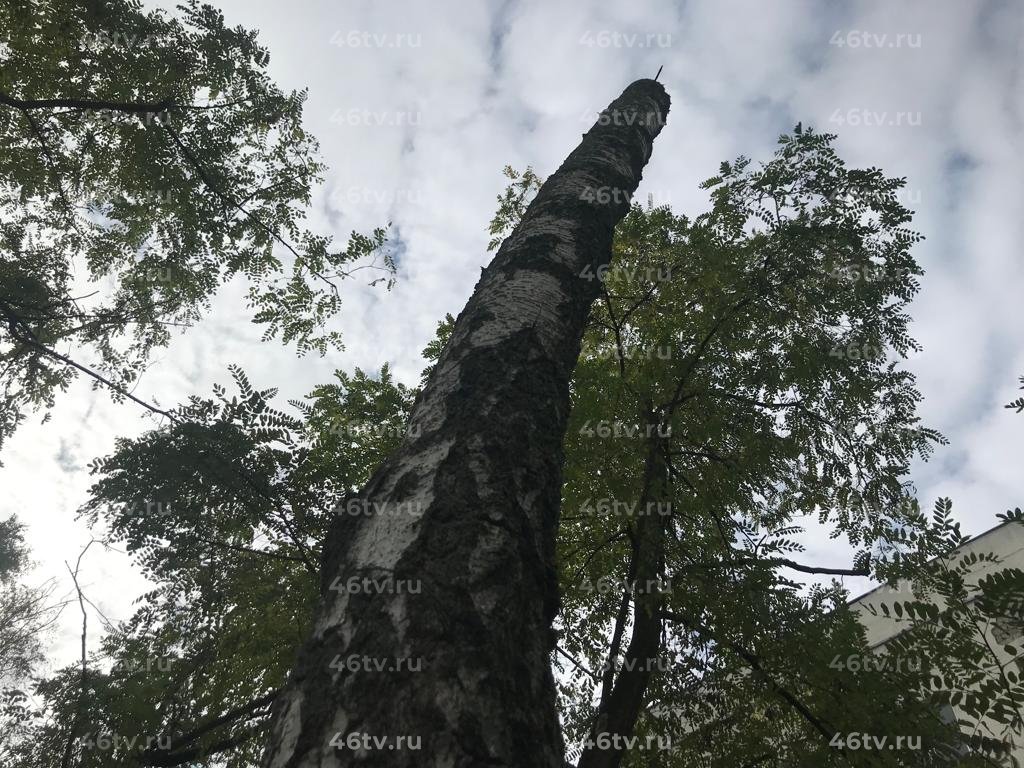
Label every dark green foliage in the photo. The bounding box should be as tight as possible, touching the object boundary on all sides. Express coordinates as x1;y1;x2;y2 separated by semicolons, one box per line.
541;128;1015;765
0;517;55;762
1007;377;1024;413
10;128;1022;766
486;164;542;251
4;364;414;766
0;515;28;579
0;0;393;453
866;500;1024;763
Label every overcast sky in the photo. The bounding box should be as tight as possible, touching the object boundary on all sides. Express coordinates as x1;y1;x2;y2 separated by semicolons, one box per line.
2;0;1022;672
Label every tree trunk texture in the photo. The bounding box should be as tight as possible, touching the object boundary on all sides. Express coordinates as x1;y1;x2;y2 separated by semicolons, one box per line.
578;413;669;768
261;79;670;768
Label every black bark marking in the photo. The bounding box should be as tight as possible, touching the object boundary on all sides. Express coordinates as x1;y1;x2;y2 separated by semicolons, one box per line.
263;79;670;768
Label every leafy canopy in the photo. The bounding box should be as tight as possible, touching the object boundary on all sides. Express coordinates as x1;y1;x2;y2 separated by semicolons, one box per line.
8;128;1024;766
0;0;393;453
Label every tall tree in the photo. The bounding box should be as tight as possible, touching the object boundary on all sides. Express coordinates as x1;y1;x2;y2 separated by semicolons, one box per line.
493;136;1021;766
0;516;60;763
260;78;670;768
15;121;1022;767
1;364;413;767
0;516;48;684
547;130;944;765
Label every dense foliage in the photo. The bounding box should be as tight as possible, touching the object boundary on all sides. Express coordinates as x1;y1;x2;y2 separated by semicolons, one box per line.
8;129;1024;765
2;32;1021;762
0;0;392;454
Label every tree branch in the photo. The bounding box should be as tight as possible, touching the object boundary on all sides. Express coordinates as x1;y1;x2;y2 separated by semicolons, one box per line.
661;609;845;756
139;690;278;765
160;123;342;294
0;299;320;576
60;540;96;768
0;89;172;115
677;555;869;577
556;645;600;682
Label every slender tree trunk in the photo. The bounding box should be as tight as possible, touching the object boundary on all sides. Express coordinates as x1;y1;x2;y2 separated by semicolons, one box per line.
261;80;669;768
579;412;669;768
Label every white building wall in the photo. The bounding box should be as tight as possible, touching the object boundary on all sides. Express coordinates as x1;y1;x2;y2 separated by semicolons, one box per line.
851;521;1024;761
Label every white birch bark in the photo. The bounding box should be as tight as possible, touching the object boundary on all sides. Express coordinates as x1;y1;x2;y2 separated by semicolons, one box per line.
262;78;670;768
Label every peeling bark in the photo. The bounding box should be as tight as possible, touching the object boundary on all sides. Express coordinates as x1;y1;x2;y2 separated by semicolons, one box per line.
260;80;670;768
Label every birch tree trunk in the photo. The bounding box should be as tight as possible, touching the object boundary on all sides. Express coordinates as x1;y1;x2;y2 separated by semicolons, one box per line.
262;78;670;768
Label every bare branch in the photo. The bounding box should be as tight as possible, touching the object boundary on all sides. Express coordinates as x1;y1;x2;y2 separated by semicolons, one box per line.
60;540;96;768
